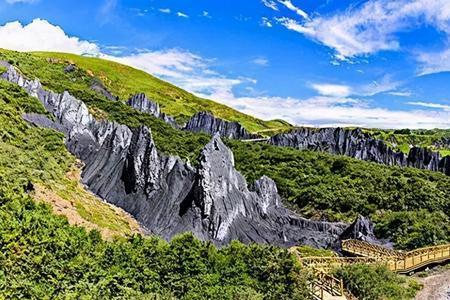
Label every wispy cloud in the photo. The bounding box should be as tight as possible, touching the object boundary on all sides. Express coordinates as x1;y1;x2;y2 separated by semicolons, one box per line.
159;8;171;14
278;0;309;19
388;91;412;97
260;17;273;28
273;0;450;64
261;0;278;11
251;57;269;66
5;0;38;3
407;101;450;111
201;11;211;18
177;12;189;18
417;48;450;75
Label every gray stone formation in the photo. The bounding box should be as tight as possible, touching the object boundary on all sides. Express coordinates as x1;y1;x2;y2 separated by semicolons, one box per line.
64;64;77;73
1;64;374;249
270;127;450;175
184;111;260;140
127;93;178;127
90;78;118;101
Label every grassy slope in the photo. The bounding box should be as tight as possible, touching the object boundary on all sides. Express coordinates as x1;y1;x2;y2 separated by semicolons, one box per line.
366;128;450;156
30;51;291;134
0;78;138;238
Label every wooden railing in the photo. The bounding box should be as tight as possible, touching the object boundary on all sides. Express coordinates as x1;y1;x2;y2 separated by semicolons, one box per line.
342;240;450;274
296;240;450;299
309;268;344;300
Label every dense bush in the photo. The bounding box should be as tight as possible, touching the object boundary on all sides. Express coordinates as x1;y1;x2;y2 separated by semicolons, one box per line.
373;210;450;250
335;264;422;300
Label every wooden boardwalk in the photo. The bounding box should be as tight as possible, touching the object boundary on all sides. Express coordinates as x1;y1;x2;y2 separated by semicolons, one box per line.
295;240;450;300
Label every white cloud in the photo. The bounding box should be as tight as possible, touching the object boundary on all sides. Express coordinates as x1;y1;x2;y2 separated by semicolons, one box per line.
275;0;450;61
203;92;450;129
262;0;278;11
278;0;309;19
311;83;351;97
407;101;450;111
260;17;273;28
417;48;450;75
159;8;171;14
0;19;99;55
177;12;189;18
2;18;450;129
202;11;211;18
251;57;269;66
388;91;412;97
358;75;400;96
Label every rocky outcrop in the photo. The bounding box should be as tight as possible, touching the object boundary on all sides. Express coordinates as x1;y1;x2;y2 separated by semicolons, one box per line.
127;93;178;127
184;111;260;140
90;78;118;101
270;127;450;175
64;64;77;73
2;65;357;248
340;215;377;243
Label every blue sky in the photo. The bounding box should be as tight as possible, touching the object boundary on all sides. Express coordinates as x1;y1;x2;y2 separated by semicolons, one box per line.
1;0;450;128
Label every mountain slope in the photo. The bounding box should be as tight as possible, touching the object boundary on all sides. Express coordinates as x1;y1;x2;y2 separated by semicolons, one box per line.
2;49;449;250
31;51;292;134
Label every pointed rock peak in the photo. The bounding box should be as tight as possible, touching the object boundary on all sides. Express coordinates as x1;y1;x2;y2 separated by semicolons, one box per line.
200;133;234;166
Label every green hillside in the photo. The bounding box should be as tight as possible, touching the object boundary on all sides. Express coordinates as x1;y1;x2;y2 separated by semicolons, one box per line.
366;128;450;156
30;51;291;134
1;49;449;250
0;49;430;299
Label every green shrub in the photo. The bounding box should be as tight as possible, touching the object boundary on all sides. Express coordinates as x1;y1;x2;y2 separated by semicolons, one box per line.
335;264;422;300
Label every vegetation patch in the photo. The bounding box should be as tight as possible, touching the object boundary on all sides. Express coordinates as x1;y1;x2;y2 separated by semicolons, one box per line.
335;264;422;300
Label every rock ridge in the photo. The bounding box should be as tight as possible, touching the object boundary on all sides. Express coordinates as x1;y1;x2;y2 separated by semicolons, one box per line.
270;127;450;175
184;111;260;140
2;65;376;248
127;93;178;127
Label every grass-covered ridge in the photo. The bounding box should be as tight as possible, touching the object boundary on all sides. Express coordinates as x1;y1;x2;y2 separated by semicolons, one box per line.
31;51;292;134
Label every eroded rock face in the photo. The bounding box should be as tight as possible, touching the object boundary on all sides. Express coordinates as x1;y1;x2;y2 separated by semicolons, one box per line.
270;127;450;175
2;65;363;248
127;93;178;127
184;111;259;140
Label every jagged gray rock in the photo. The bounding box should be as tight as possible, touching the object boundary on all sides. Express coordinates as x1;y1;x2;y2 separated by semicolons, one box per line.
270;127;450;175
127;93;178;127
184;111;260;140
340;215;377;242
90;78;118;101
64;64;76;73
2;65;369;248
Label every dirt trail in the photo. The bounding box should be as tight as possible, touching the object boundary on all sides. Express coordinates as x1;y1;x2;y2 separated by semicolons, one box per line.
414;268;450;300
